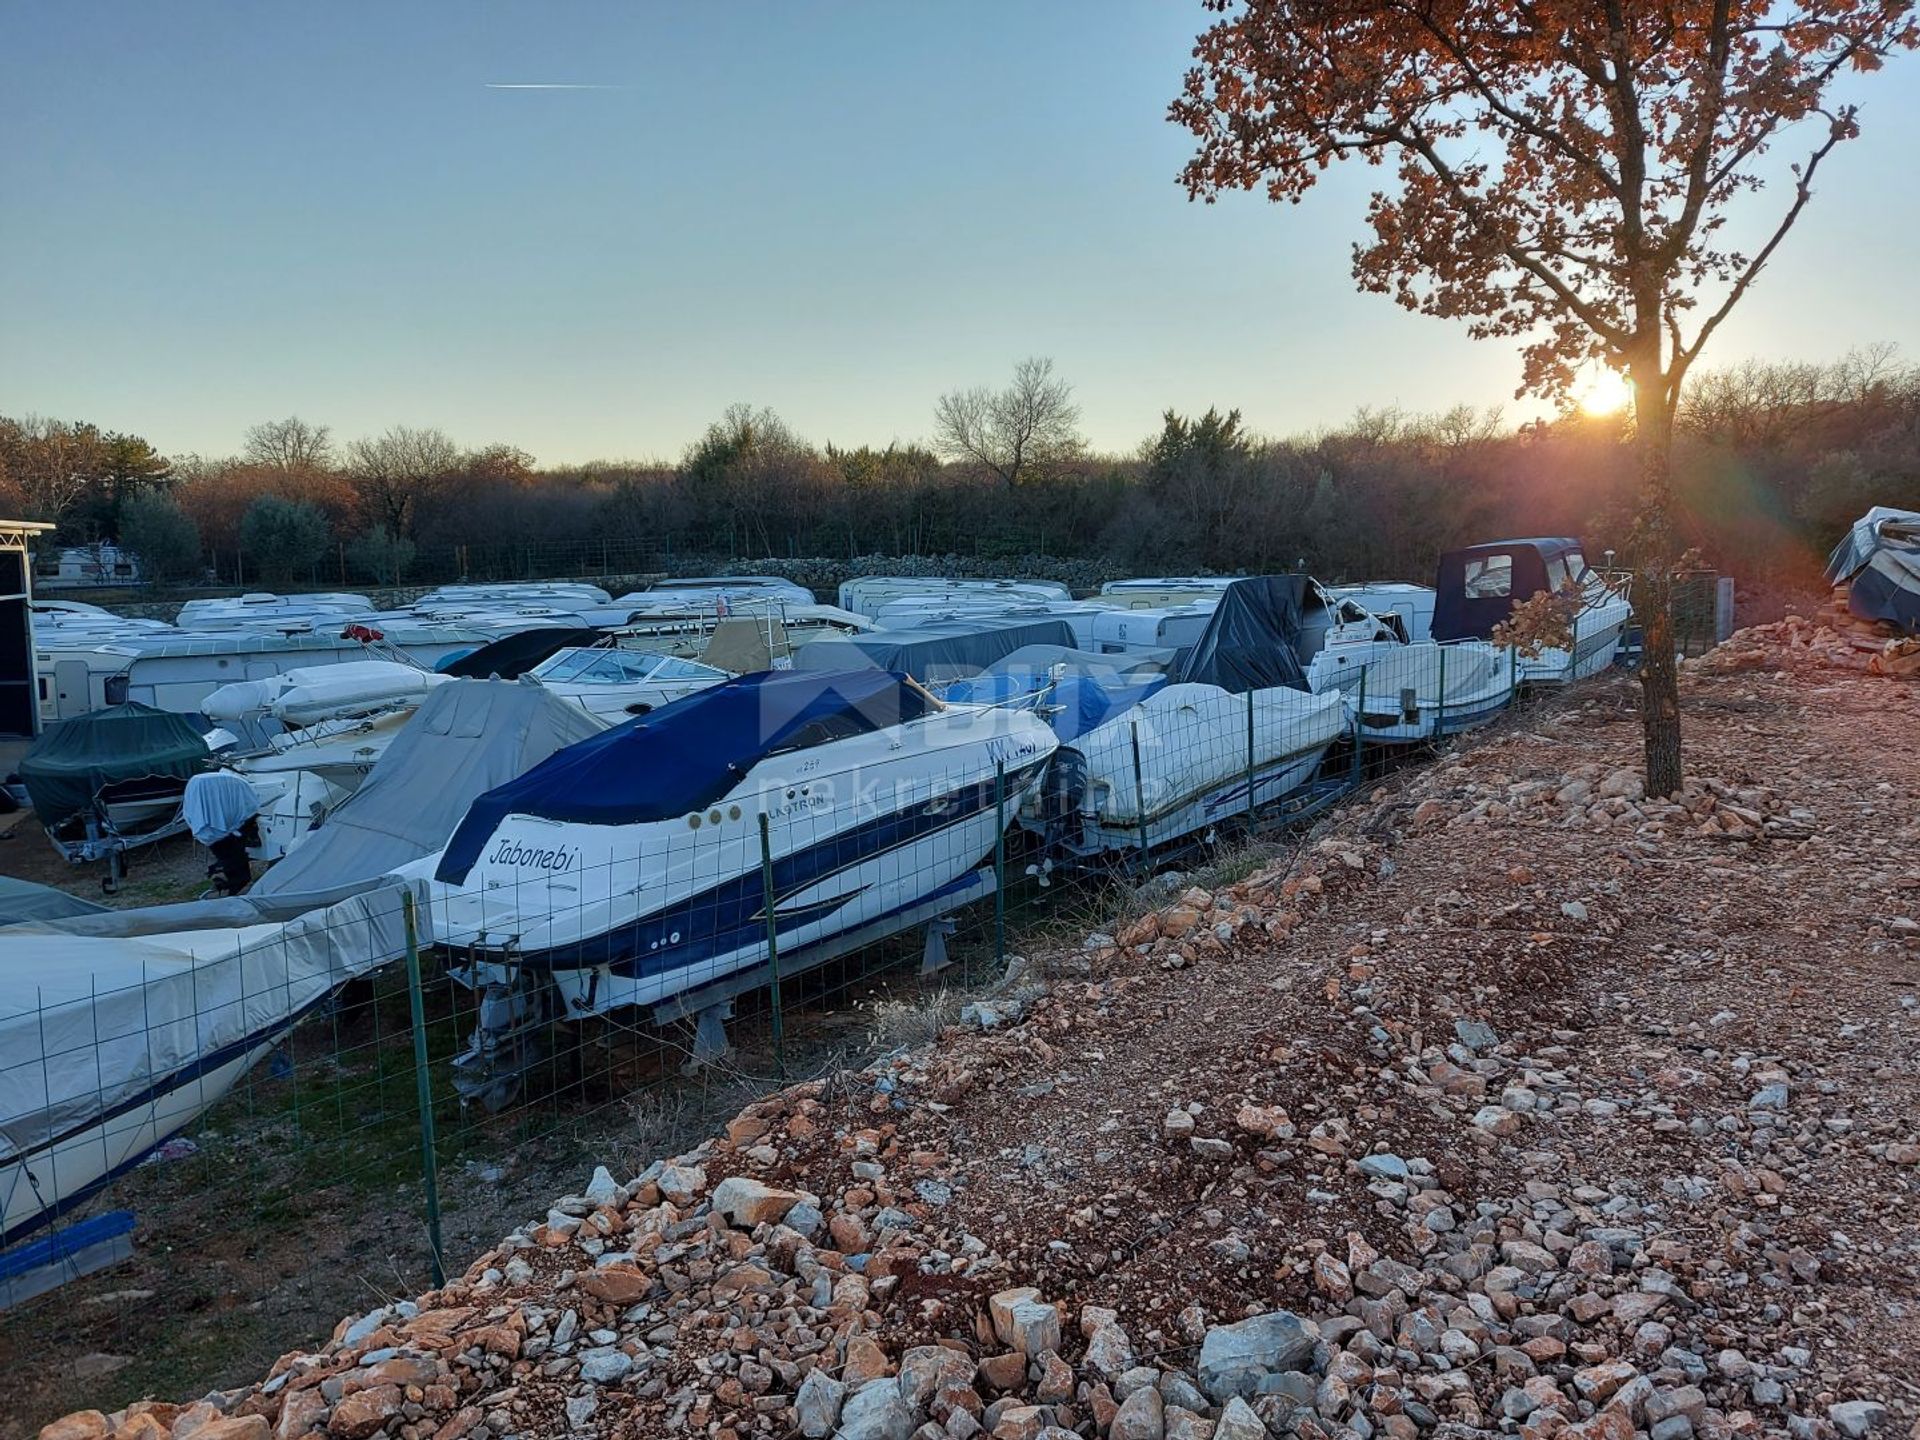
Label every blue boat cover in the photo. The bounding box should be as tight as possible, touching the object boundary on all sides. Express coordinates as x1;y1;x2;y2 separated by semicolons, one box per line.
1175;577;1311;694
1825;508;1920;632
941;645;1174;741
436;669;935;882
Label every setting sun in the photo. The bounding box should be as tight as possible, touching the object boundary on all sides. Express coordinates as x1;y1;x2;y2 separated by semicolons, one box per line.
1575;367;1633;416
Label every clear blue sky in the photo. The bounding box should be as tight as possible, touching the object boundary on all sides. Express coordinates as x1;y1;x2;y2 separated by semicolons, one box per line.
3;2;1916;465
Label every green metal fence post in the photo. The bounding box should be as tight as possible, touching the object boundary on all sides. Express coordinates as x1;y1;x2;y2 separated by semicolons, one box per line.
401;893;445;1289
1568;610;1580;683
1437;644;1448;740
1129;720;1150;872
1350;668;1367;786
992;760;1007;968
759;813;786;1081
1244;690;1258;829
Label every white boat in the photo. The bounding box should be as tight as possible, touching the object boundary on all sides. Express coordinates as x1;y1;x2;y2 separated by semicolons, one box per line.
424;669;1058;1025
196;661;452;860
1325;582;1437;643
1046;682;1346;856
527;648;732;721
836;576;1071;619
1295;587;1514;742
1432;539;1631;683
643;575;816;606
0;884;423;1243
1028;575;1487;859
202;659;448;730
869;598;1119;650
249;680;606;913
228;709;417;861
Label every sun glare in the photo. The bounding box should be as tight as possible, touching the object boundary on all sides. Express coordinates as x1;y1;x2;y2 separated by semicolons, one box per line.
1575;368;1632;416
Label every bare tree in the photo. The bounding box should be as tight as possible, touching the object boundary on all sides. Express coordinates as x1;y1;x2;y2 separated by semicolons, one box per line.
344;425;460;537
0;415;108;522
932;358;1083;488
243;416;334;473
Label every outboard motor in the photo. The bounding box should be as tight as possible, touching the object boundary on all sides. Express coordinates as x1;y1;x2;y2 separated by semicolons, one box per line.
1030;747;1088;852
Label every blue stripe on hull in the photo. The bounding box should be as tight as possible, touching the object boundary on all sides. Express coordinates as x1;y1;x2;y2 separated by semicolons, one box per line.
3;1003;324;1245
484;760;1047;978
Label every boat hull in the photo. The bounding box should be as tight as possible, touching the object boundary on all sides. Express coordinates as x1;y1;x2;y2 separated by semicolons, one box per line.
1515;607;1629;684
431;708;1058;1015
1327;642;1517;743
1038;683;1348;859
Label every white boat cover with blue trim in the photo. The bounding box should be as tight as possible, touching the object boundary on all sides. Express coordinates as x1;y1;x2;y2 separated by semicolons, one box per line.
0;882;426;1241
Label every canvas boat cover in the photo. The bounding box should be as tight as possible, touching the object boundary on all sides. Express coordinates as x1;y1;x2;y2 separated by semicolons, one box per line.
1074;683;1346;824
942;644;1177;741
246;678;605;911
438;627;604;679
1176;577;1311;694
1432;538;1580;641
438;669;936;883
1825;507;1920;632
184;771;262;844
792;616;1078;684
0;878;108;928
19;703;211;827
0;881;424;1240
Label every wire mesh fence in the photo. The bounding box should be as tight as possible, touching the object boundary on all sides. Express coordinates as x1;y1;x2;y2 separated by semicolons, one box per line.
0;625;1613;1432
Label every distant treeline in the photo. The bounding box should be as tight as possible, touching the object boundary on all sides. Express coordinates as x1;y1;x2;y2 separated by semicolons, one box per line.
3;347;1916;592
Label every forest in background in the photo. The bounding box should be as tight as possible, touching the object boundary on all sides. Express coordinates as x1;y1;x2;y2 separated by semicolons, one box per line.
3;346;1916;592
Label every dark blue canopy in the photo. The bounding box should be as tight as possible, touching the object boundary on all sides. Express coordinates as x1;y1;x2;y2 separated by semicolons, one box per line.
436;669;933;882
439;626;604;679
1433;538;1582;641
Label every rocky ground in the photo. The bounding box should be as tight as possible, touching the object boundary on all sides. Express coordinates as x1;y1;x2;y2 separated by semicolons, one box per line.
36;623;1920;1440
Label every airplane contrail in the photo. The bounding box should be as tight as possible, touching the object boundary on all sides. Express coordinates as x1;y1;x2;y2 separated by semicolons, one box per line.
485;82;627;90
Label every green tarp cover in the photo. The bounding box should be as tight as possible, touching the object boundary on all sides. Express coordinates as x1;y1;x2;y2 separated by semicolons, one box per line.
19;703;211;826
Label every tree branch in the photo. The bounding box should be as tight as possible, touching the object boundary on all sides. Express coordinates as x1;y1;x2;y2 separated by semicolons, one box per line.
1671;115;1851;394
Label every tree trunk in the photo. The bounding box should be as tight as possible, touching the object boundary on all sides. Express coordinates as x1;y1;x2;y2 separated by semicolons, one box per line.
1630;365;1684;798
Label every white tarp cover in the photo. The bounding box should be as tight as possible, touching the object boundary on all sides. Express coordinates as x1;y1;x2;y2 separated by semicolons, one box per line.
1073;683;1345;824
0;882;424;1163
202;660;447;724
184;770;262;844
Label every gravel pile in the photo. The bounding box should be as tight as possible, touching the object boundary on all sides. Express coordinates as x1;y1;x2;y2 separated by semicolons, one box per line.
37;658;1920;1440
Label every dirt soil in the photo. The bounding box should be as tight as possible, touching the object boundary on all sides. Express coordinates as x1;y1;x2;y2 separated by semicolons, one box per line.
15;643;1920;1440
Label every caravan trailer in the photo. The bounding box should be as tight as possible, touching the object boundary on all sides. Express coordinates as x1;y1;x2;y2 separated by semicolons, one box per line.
34;626;495;725
1097;577;1238;609
1088;605;1216;654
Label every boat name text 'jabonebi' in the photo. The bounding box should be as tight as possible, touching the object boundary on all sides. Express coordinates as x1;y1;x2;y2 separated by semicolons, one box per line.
487;838;581;873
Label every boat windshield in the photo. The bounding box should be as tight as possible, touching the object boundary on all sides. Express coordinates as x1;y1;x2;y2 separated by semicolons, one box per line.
533;649;728;686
